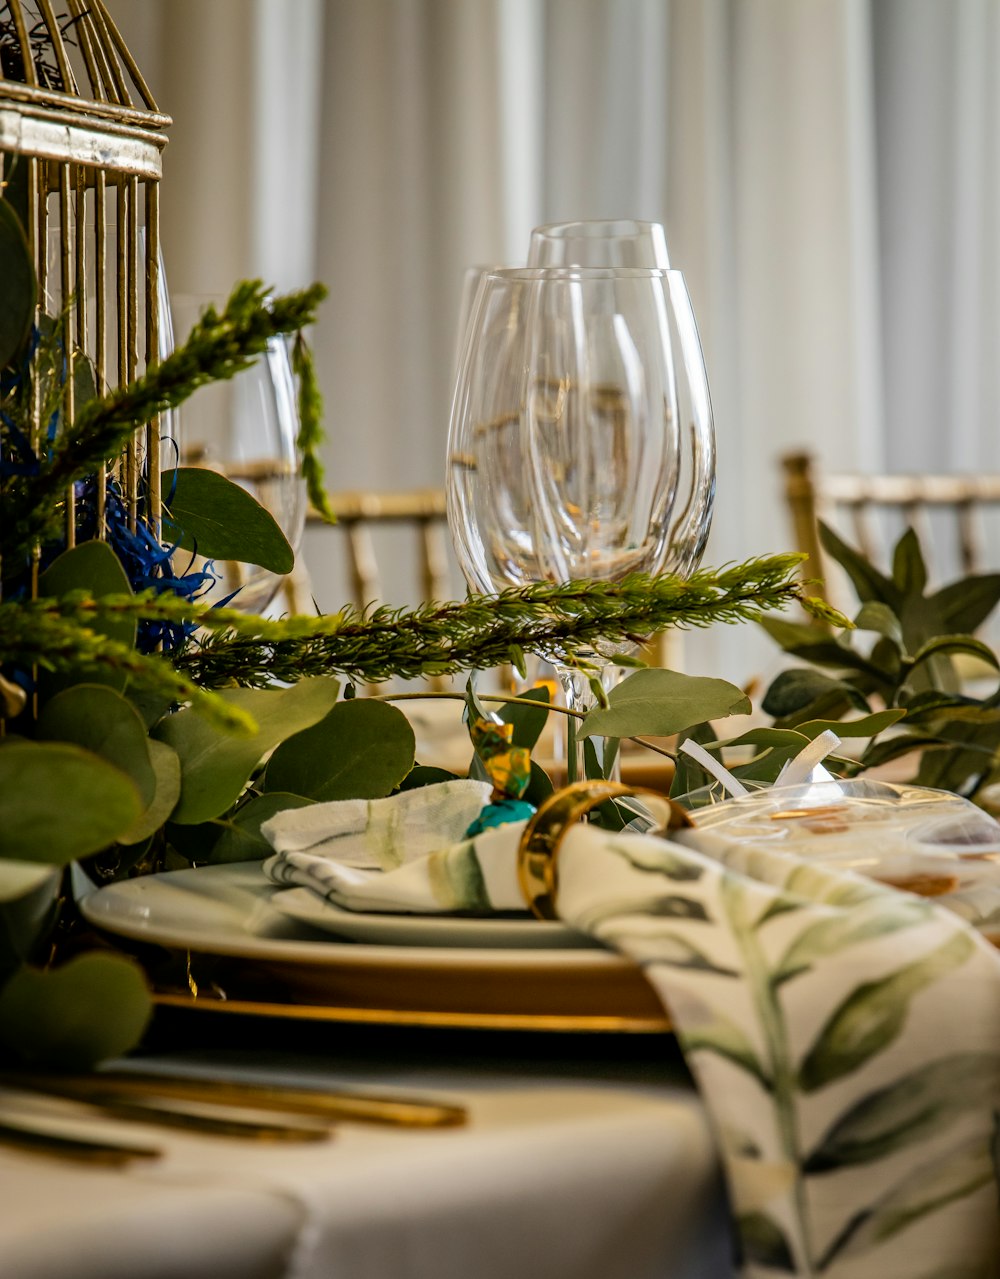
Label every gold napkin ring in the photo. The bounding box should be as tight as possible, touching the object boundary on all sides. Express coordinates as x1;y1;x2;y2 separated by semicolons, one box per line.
516;780;692;920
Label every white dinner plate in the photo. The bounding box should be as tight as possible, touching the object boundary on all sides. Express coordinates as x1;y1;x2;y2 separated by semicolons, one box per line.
268;885;595;949
78;861;600;963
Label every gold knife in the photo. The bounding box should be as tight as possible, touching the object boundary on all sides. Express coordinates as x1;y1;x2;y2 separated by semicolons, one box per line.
0;1081;333;1143
0;1115;161;1166
4;1071;467;1129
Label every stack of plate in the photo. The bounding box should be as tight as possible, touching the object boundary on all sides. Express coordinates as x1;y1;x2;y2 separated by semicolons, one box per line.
80;863;670;1033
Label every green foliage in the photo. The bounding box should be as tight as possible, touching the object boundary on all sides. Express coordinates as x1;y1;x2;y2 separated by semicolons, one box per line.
579;668;750;739
153;677;340;824
757;522;1000;799
264;698;415;802
0;952;152;1071
38;541;135;695
161;467;294;573
292;329;336;523
0;742;143;863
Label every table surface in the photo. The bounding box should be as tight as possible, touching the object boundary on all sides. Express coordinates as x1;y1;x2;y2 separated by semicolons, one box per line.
0;1011;733;1279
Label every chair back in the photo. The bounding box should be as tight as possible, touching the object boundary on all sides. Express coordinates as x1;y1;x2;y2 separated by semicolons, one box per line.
286;489;452;615
782;451;1000;605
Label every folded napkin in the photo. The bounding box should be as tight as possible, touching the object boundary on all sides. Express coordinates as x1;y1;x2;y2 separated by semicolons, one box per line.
262;776;1000;1277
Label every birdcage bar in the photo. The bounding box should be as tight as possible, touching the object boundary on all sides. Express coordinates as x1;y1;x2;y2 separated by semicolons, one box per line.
94;165;107;530
0;0;170;556
58;162;75;544
34;0;74;94
145;177;161;529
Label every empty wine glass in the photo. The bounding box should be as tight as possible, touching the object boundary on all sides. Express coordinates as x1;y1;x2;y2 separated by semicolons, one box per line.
527;219;670;269
447;266;715;780
170;294;305;614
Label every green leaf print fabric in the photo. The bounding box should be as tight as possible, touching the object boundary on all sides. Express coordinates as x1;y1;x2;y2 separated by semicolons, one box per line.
264;778;1000;1276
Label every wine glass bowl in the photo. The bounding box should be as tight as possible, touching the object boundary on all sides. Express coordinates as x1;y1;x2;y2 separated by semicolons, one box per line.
447;266;715;773
448;267;713;598
170;295;305;614
527;219;670;269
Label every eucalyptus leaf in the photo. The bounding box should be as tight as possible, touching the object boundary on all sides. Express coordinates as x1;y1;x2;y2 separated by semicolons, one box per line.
521;759;555;808
0;741;142;863
121;739;182;846
819;1135;994;1268
799;931;976;1091
264;698;415;802
579;668;750;740
37;684;156;811
819;520;900;609
498;686;550;749
0;952;152;1070
758;614;828;652
208;792;313;863
761;669;869;720
909;635;1000;675
154;677;340;824
0;861;60;977
854;601;904;649
161;467;294;573
399;765;461;791
38;541;135;693
0;198;36;368
930;573;1000;636
892;527;928;596
805;1052;1000;1173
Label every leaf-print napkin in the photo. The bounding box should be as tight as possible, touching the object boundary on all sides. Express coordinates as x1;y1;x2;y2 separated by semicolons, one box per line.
262;779;1000;1276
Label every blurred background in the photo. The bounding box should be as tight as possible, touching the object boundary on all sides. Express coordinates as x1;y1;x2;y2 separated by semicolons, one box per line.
111;0;1000;683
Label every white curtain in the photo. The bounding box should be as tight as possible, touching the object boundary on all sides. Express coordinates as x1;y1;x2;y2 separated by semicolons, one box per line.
112;0;1000;681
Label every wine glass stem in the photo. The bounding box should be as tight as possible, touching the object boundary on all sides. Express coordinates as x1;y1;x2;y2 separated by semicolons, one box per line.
559;666;619;784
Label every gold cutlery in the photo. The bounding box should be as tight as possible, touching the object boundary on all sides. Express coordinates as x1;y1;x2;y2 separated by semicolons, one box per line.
0;1115;161;1166
4;1070;467;1129
0;1081;333;1143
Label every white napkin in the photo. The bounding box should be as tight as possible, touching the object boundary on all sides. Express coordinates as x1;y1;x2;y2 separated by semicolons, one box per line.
262;778;491;871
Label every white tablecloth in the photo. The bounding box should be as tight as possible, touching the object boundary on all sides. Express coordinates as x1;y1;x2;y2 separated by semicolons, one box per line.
0;1027;732;1279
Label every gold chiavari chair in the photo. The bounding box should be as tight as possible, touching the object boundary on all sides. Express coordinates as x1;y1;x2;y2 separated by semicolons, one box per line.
782;451;1000;607
284;489;451;616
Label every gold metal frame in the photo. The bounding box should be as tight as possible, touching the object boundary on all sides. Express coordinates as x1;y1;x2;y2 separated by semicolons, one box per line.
0;1;170;545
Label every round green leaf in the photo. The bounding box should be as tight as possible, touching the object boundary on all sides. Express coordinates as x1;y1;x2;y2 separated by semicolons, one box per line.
37;684;156;811
154;676;340;824
208;792;313;863
499;686;551;749
578;668;751;740
0;199;36;368
264;698;416;802
121;738;182;846
162;467;294;573
0;741;142;864
0;952;152;1070
0;861;60;978
38;540;135;694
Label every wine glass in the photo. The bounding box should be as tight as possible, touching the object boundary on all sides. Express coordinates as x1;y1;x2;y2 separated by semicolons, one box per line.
527;219;670;269
170;294;306;614
447;266;715;780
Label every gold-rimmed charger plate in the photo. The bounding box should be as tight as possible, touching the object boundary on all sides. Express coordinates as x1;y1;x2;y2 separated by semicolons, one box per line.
80;863;670;1034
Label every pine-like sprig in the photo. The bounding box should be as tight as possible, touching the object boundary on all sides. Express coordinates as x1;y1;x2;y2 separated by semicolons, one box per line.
292;330;336;523
1;280;327;563
1;557;841;696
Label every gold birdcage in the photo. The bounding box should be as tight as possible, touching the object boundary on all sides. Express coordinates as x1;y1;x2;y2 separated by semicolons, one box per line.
0;0;169;541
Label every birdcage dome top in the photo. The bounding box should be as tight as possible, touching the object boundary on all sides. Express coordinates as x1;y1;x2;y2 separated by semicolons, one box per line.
0;0;169;176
